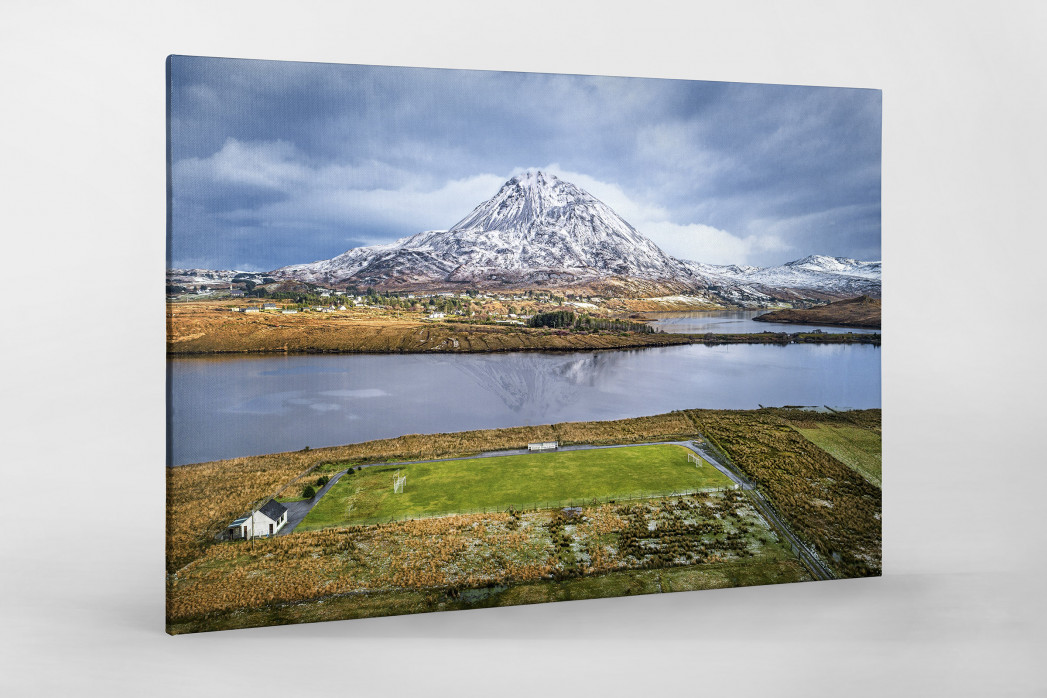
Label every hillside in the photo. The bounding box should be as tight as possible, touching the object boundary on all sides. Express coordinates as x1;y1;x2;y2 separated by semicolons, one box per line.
753;296;881;329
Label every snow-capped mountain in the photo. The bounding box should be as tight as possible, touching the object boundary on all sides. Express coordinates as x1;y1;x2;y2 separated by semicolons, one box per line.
264;170;879;301
274;171;693;288
167;269;266;286
686;255;881;300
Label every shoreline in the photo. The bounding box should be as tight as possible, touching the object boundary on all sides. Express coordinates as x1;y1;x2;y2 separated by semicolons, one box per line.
752;316;880;330
167;330;880;356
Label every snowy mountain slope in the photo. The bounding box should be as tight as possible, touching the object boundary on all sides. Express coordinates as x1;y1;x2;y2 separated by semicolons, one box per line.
685;255;881;299
273;171;696;288
167;269;265;286
264;170;879;300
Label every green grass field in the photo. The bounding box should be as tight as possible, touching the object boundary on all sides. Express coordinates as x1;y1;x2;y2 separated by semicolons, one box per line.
298;444;734;529
795;424;882;487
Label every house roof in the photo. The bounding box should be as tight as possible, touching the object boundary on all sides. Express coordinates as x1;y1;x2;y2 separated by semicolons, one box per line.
229;516;249;527
258;499;287;521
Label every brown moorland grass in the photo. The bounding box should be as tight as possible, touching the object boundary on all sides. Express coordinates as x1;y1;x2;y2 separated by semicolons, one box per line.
167;301;879;354
688;409;881;577
753;295;881;329
167;490;799;629
166;302;696;354
166;411;700;572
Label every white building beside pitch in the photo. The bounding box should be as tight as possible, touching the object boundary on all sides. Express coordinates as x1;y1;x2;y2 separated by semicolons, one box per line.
228;500;288;540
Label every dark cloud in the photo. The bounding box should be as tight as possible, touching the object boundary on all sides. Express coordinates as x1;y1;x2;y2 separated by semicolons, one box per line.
168;55;881;269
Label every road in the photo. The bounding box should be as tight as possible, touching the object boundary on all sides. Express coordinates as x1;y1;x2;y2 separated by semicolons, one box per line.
685;438;835;582
278;470;348;535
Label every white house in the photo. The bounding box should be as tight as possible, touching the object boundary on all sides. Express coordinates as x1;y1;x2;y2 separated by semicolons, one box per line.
228;500;288;540
261;302;278;310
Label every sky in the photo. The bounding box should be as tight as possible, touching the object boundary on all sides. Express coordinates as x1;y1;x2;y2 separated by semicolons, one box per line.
168;56;881;271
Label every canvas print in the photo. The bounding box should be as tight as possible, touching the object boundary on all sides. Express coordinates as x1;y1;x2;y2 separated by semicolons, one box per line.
166;56;881;634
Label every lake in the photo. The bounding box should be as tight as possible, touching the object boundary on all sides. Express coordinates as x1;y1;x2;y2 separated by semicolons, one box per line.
168;343;881;466
646;310;880;335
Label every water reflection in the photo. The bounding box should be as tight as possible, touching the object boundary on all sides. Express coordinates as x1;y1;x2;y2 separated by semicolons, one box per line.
647;310;880;335
168;344;880;466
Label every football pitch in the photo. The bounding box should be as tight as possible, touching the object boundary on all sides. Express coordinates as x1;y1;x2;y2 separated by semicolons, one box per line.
298;443;735;529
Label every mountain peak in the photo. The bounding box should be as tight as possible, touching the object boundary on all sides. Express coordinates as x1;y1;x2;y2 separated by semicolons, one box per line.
276;172;689;287
509;169;558;187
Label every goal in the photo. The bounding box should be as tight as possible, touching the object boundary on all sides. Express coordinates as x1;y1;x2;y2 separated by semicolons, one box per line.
393;470;407;493
687;452;704;468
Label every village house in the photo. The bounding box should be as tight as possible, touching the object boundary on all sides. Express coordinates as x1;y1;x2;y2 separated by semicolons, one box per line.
261;302;278;310
228;500;288;540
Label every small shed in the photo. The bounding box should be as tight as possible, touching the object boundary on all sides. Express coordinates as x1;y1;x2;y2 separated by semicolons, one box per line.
527;441;558;452
228;500;288;540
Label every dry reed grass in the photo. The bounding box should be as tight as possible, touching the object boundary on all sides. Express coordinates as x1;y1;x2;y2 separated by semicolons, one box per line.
689;409;881;577
167;491;779;624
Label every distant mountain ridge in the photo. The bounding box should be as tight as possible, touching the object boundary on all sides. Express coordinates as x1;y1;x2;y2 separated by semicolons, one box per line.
185;170;880;303
685;255;881;302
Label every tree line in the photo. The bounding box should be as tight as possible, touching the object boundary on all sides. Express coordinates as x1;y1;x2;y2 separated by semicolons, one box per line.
527;310;656;334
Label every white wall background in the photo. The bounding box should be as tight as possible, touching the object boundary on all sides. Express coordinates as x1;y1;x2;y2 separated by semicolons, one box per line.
1;1;1044;695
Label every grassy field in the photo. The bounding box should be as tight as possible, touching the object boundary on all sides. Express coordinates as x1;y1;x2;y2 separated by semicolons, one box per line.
166;411;701;572
298;445;734;529
794;424;882;487
167;490;807;633
166;408;881;633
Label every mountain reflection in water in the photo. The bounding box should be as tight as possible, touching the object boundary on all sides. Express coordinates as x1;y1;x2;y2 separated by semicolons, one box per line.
168;343;880;466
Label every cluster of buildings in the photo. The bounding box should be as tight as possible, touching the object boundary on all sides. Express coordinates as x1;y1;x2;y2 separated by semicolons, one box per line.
229;302;354;314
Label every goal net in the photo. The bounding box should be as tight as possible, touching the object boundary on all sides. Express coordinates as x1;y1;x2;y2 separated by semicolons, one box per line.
688;452;703;468
393;471;407;493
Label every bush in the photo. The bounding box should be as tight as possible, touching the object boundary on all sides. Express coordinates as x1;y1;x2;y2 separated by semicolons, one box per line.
315;475;330;487
302;485;316;499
